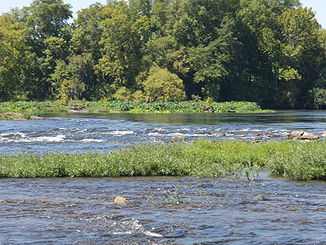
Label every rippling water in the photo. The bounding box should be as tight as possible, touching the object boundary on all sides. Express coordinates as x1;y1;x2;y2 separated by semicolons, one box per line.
0;176;325;244
1;111;326;244
1;111;326;153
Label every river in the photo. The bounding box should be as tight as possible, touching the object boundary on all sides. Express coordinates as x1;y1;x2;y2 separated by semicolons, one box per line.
0;111;325;244
1;111;326;153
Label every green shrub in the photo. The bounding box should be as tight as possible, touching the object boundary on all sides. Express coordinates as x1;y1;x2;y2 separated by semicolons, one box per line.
142;66;186;102
311;88;326;109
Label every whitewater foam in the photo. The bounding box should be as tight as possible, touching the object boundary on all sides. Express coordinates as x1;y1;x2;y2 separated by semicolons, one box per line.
112;219;162;237
0;134;66;143
81;139;105;143
107;130;135;136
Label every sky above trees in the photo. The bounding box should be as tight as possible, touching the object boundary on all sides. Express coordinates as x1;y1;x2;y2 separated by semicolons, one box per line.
0;0;325;28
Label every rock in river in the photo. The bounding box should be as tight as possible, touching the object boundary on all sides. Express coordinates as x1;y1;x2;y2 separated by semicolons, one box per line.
300;132;319;140
288;131;319;140
288;131;304;139
114;196;130;205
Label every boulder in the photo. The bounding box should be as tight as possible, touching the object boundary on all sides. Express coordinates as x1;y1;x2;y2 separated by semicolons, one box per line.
321;131;326;138
208;108;215;113
253;195;267;201
69;104;88;113
300;132;319;140
201;106;215;113
288;131;319;140
114;196;129;205
288;131;304;139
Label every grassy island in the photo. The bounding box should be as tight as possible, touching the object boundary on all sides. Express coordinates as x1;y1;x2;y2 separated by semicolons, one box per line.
0;101;272;119
0;140;325;181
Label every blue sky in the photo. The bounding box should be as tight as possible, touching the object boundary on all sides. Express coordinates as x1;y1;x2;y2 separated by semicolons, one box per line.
0;0;325;28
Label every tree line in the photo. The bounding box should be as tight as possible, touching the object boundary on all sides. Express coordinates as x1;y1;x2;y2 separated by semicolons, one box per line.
0;0;325;109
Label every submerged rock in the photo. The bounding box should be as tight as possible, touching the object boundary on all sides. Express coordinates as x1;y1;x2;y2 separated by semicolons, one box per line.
253;195;267;201
288;131;319;140
288;131;304;139
114;196;130;205
234;134;246;138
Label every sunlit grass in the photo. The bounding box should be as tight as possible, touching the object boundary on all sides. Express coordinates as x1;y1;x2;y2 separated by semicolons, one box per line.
0;140;325;180
0;100;270;115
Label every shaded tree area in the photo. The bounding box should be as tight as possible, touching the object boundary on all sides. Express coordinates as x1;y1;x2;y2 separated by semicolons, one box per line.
0;0;325;109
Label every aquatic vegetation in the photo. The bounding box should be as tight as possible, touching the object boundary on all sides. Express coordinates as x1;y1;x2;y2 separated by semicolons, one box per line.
0;100;268;115
0;140;325;180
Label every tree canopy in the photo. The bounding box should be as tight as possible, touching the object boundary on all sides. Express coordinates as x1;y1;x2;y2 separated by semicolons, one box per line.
0;0;325;109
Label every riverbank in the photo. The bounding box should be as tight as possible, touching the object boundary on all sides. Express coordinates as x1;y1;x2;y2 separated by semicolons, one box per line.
0;140;325;180
0;101;272;118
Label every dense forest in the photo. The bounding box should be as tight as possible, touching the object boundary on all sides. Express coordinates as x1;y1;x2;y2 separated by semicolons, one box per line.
0;0;325;109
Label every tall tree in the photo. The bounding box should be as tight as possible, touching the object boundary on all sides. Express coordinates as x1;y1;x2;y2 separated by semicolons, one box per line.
0;14;27;101
19;0;73;100
96;1;150;94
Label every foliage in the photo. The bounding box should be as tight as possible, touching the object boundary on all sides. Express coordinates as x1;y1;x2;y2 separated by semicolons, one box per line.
0;14;27;101
0;140;325;180
141;66;186;102
0;101;264;114
0;0;324;108
310;88;326;109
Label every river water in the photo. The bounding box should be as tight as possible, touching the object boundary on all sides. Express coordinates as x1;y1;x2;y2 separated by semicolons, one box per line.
1;111;326;153
0;111;326;244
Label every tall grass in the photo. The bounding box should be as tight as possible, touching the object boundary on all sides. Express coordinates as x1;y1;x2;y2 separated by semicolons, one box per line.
0;140;325;180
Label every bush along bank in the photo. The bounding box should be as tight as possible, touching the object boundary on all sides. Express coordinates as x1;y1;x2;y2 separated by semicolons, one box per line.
0;140;325;180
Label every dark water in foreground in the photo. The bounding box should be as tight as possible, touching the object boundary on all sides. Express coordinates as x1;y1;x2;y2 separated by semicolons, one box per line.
0;176;325;244
1;111;326;244
1;111;326;153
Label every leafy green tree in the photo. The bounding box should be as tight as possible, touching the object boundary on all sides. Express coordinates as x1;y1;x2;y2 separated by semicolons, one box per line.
187;17;239;101
96;1;150;91
23;0;72;41
0;14;27;101
173;0;238;47
17;0;73;100
141;66;186;102
51;54;99;101
71;3;105;59
274;7;323;108
0;0;324;109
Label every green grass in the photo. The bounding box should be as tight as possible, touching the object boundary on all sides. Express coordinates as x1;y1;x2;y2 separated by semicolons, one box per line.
0;100;270;115
0;140;325;180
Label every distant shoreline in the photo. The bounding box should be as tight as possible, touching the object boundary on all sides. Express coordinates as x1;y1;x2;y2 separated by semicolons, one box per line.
0;101;273;120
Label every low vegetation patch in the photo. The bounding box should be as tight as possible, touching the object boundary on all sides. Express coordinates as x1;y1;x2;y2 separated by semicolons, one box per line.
0;140;325;180
0;100;270;116
0;112;41;120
